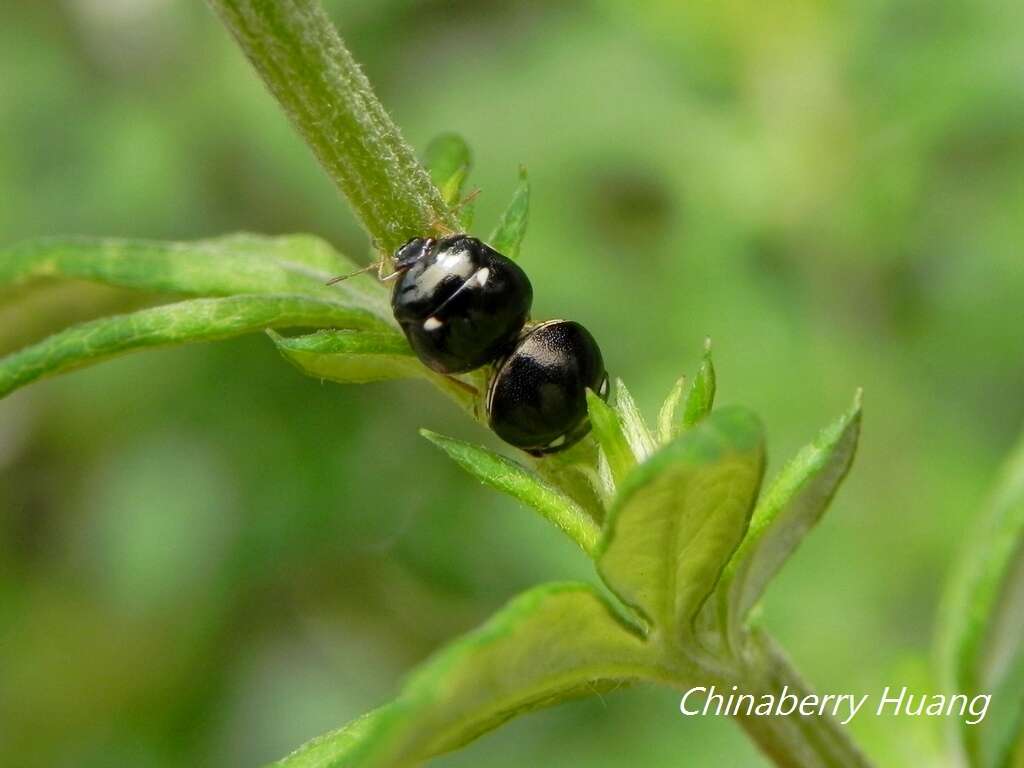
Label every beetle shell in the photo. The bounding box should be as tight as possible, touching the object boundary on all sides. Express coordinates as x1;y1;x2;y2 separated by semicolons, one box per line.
391;236;533;374
486;320;609;454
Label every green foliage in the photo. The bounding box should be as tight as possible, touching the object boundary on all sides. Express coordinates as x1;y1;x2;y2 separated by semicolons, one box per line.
271;328;417;384
275;583;652;768
488;167;529;260
941;430;1024;768
598;407;765;642
0;3;877;767
657;376;687;444
0;233;382;311
423;133;472;209
421;430;599;555
713;392;863;649
288;372;867;766
681;339;716;430
0;294;378;399
586;388;636;486
614;378;657;460
0;235;390;398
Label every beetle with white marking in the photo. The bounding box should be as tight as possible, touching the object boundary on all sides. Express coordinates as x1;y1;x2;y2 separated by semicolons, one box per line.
390;235;533;374
330;233;610;454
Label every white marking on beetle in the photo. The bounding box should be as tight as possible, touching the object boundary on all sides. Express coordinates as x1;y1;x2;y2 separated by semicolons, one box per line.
474;267;490;286
438;249;471;273
423;317;443;331
547;435;567;448
599;377;609;397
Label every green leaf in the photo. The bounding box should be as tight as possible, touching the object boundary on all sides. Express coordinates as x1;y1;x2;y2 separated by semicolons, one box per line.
597;407;764;644
271;705;401;768
421;430;600;556
275;583;652;768
712;392;862;648
0;294;380;399
942;428;1024;768
488;167;529;260
586;389;635;487
271;330;478;409
271;329;420;384
657;376;686;445
201;232;358;273
533;438;608;523
615;378;656;460
0;234;388;318
681;339;716;430
423;133;473;209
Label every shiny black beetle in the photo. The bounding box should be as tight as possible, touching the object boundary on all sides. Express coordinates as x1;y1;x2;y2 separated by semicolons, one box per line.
390;235;532;374
340;234;608;454
486;320;609;455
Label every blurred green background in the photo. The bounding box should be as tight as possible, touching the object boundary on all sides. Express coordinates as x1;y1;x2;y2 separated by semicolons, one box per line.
1;1;1022;765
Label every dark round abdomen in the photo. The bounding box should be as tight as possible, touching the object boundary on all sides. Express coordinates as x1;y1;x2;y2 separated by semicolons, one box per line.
487;320;608;454
391;237;532;374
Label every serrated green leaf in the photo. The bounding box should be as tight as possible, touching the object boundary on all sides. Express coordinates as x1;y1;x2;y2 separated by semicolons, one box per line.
712;392;862;649
271;329;420;383
0;294;380;399
942;429;1024;768
615;379;656;460
275;583;652;768
421;430;600;556
0;234;388;320
597;407;764;644
423;133;473;209
587;389;635;486
657;376;686;445
681;340;716;429
488;167;529;260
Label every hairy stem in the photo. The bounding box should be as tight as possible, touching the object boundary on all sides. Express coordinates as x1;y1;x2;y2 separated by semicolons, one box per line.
730;630;873;768
206;0;457;253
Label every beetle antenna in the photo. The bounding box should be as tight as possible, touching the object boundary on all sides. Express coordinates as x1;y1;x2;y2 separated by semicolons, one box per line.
454;187;481;214
325;262;379;285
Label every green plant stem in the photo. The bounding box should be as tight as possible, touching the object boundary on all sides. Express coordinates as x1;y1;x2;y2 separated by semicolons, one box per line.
728;630;873;768
206;0;456;254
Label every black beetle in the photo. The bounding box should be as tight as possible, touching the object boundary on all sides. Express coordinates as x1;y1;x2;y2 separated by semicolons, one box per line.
486;320;609;455
390;235;532;374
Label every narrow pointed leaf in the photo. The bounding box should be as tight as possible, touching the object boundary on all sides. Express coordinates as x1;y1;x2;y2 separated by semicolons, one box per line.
423;133;472;209
271;329;421;384
0;294;380;399
275;583;653;768
202;232;358;273
657;376;686;445
587;389;635;486
0;234;387;319
615;379;656;460
421;430;600;555
681;340;716;429
713;392;862;647
271;705;401;768
488;167;529;260
597;407;764;643
942;429;1024;768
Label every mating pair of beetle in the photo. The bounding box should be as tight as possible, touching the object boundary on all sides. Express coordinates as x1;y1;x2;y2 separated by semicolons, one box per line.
345;235;608;455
